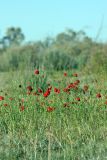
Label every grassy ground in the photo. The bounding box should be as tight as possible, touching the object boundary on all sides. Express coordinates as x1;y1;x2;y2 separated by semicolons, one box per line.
0;69;107;160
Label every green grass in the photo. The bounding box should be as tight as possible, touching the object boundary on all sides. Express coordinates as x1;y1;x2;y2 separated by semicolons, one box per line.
0;69;107;160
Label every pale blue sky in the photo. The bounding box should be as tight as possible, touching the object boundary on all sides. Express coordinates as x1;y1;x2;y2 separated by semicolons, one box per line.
0;0;107;42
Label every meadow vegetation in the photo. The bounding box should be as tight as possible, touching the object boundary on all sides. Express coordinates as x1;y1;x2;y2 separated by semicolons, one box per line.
0;27;107;159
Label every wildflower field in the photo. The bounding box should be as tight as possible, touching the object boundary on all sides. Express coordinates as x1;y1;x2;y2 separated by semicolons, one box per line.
0;69;107;160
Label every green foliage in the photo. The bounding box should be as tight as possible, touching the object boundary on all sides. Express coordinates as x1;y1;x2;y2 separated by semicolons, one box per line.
0;27;107;73
1;70;107;159
24;70;49;93
0;27;25;49
0;44;43;71
86;44;107;73
43;50;77;70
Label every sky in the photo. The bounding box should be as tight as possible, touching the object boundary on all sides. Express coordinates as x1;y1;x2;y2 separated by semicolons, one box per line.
0;0;107;42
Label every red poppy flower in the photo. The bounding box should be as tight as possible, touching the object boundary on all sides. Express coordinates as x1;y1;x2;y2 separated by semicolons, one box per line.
74;80;80;85
68;83;78;90
75;97;80;101
54;88;60;94
9;97;13;101
63;88;70;94
38;88;43;93
0;96;4;101
68;83;74;88
47;107;55;112
96;93;101;98
4;103;8;107
105;101;107;105
43;89;50;97
73;73;78;77
34;69;39;74
27;86;33;92
64;72;67;76
20;106;25;111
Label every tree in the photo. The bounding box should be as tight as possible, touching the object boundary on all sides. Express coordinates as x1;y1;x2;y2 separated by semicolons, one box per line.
3;27;25;48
